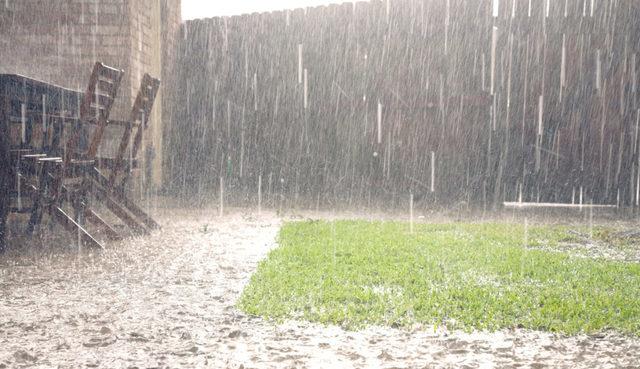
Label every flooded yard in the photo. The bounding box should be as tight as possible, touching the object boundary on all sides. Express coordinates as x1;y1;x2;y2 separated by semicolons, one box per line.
1;207;639;368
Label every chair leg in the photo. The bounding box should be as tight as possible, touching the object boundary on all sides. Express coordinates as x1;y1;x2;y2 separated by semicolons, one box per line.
93;187;148;235
0;168;9;252
0;146;9;253
83;208;122;241
25;196;43;235
0;197;8;253
48;205;103;249
26;161;50;235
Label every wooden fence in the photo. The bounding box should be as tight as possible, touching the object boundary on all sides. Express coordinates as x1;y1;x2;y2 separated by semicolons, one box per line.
165;0;640;209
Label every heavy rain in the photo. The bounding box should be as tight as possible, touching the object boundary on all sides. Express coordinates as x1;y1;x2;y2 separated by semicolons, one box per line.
1;0;640;368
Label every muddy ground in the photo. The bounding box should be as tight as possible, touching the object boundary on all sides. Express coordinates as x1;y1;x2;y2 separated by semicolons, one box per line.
1;207;639;368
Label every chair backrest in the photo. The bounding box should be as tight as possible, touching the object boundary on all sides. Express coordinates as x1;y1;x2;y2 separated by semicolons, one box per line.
64;62;124;167
108;73;160;188
128;74;161;162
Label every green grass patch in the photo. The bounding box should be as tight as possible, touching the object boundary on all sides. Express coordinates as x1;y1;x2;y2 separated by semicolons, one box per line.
239;221;640;335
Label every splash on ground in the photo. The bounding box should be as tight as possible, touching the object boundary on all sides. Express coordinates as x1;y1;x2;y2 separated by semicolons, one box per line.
1;207;639;368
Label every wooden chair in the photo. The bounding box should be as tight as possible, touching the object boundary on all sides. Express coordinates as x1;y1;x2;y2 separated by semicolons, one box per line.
26;62;124;249
1;62;161;251
91;73;161;232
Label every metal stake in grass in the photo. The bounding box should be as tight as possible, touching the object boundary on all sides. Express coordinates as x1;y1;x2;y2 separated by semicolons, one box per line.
331;222;336;266
523;217;528;248
409;193;414;234
219;176;224;217
430;151;436;193
579;186;583;210
258;174;262;215
303;69;309;109
589;200;594;239
377;101;382;144
522;217;528;276
77;213;82;255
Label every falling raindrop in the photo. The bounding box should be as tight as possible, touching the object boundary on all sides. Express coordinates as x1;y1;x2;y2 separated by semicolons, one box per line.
545;0;550;17
253;72;258;111
303;68;308;109
560;34;566;99
439;75;444;112
377;101;382;144
298;43;303;84
386;0;390;23
240;125;245;177
490;26;498;95
212;93;216;131
635;110;640;153
596;49;602;90
226;100;231;135
632;53;637;94
444;0;449;55
537;95;544;136
80;0;85;24
481;53;486;91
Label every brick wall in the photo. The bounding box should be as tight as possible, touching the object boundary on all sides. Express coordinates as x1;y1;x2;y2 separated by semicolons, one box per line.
159;0;181;186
